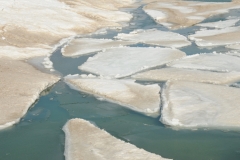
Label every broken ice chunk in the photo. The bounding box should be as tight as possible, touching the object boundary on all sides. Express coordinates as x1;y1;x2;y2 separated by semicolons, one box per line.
168;53;240;72
196;19;239;29
161;81;240;129
64;77;161;117
132;68;240;85
189;26;240;47
79;47;186;78
115;29;191;48
63;119;170;160
61;38;135;57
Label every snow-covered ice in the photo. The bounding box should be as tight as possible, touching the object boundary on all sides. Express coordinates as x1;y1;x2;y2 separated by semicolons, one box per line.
115;29;191;48
61;38;135;57
79;47;186;78
0;58;59;130
226;44;240;50
63;119;170;160
196;19;239;29
189;27;240;47
168;53;240;72
143;0;240;29
161;81;240;129
64;77;161;117
132;68;240;85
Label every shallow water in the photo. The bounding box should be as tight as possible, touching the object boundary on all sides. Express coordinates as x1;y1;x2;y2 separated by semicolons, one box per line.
1;2;240;160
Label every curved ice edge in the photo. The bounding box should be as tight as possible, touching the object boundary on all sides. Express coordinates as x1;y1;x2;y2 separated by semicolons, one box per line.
0;79;60;130
62;118;170;160
63;77;160;117
159;81;240;131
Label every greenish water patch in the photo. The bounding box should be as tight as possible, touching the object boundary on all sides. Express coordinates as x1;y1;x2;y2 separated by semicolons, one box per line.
1;3;240;160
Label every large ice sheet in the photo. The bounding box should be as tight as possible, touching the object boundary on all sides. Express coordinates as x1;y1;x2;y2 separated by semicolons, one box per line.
226;44;240;50
115;29;191;48
0;0;135;60
0;58;59;130
168;53;240;72
189;27;240;47
132;68;240;85
161;81;240;129
143;0;240;29
79;47;186;78
63;119;170;160
64;77;161;117
196;19;239;29
62;38;135;57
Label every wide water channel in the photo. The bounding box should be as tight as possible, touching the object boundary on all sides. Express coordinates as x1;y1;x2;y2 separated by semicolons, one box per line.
1;1;240;160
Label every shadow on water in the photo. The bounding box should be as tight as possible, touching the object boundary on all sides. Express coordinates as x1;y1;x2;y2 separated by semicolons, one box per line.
1;3;240;160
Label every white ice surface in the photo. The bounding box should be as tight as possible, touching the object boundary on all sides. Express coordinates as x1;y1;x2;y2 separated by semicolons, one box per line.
79;47;186;78
61;38;135;57
189;26;240;47
115;29;191;48
196;19;239;29
63;119;170;160
226;44;240;50
64;77;161;117
132;68;240;85
168;53;240;72
161;81;240;129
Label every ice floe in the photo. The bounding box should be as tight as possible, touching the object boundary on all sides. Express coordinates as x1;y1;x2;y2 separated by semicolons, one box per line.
226;44;240;50
115;29;191;48
196;19;239;29
79;47;186;78
64;77;161;117
61;38;135;57
161;81;240;129
63;119;170;160
132;68;240;85
0;58;59;130
189;26;240;47
168;53;240;72
0;0;135;60
143;0;240;29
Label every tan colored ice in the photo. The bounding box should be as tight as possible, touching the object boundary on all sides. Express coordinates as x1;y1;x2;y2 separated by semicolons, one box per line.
63;118;170;160
65;77;161;117
161;81;240;129
62;38;135;57
132;68;240;85
0;0;136;60
115;29;191;48
0;58;59;129
189;27;240;47
143;0;240;29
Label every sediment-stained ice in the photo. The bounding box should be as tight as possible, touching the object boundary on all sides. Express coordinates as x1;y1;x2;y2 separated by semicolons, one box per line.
196;19;239;29
63;119;170;160
189;27;240;47
64;77;161;117
0;58;59;130
115;29;191;48
132;68;240;85
79;47;186;78
168;53;240;72
161;81;240;129
61;38;135;57
143;0;240;29
0;0;135;59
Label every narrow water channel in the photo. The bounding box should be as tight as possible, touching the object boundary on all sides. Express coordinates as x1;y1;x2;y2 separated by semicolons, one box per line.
1;3;240;160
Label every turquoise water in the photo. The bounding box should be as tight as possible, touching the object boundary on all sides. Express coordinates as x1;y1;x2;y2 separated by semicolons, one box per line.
1;2;240;160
